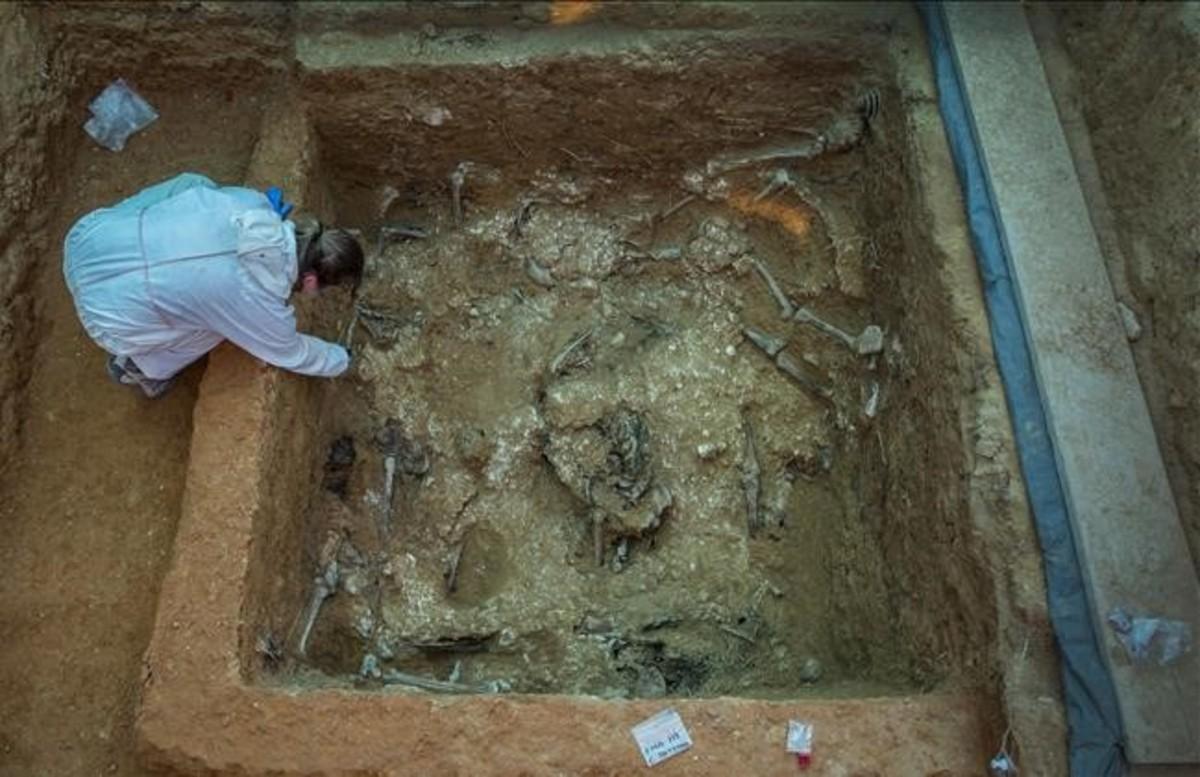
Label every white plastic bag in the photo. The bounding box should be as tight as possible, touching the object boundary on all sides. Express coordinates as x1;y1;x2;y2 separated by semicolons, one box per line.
1107;607;1193;666
83;79;158;151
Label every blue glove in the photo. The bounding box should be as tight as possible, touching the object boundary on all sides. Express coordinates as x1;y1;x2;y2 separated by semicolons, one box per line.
265;186;294;219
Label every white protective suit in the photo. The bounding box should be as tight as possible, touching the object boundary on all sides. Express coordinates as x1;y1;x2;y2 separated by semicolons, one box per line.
63;172;348;380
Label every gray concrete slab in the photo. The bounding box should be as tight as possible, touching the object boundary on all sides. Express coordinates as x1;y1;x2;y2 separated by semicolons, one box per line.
943;2;1200;765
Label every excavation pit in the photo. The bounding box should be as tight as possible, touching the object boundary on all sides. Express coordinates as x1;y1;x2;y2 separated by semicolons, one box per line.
92;4;1064;774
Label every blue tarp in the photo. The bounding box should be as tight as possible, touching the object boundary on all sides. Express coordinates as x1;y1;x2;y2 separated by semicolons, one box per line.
917;5;1126;775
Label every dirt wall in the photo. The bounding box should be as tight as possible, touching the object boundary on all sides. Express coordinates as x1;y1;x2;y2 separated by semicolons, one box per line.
303;33;880;205
855;96;998;689
1053;4;1200;577
0;5;67;475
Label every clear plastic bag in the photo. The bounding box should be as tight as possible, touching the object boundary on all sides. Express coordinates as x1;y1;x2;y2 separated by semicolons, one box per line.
83;79;158;152
1107;607;1194;666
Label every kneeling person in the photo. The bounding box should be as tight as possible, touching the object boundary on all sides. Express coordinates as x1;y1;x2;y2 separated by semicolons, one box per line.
63;172;362;397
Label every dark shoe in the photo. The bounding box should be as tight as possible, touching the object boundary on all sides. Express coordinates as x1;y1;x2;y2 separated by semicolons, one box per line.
105;354;176;399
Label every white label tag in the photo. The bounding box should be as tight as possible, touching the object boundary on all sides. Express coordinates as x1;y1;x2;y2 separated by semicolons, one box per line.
631;708;693;767
786;719;813;754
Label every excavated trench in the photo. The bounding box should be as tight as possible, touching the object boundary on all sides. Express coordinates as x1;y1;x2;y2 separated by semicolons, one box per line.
4;3;1073;772
240;18;1001;705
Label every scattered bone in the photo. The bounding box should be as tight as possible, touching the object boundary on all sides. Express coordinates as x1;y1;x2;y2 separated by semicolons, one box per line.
255;632;284;671
757;168;868;298
739;412;762;537
449;162;469;225
621;239;684;263
604;409;651;504
706;138;827;177
742;326;787;357
359;653;383;680
753;167;795;203
374;419;429;538
584;478;606;567
657;193;697;222
379;455;397;538
610;537;631;573
576;614;616;635
592;510;605;567
510;197;544;239
708;99;873;174
376;418;430;477
858;88;881;124
864;382;880;419
381;669;499;695
557;146;584;163
775;351;834;403
499;119;527;158
751;257;795;319
297;532;343;656
743;327;834;403
444;539;465;594
550;328;594;376
791;306;884;356
524;255;556;288
651;245;683;261
355;304;413;343
719;624;756;644
377;223;429;256
641;615;683;632
588;483;670;569
398;633;496;654
377;184;400;220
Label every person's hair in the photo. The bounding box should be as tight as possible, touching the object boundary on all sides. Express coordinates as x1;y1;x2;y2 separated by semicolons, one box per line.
297;222;364;290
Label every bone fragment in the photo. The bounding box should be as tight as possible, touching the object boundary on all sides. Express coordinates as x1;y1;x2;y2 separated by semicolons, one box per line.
524;256;556;288
740;413;762;537
750;257;795;318
449;163;469;225
792;306;883;356
444;540;465;594
381;669;497;695
550;328;593;375
297;538;342;656
742;326;787;357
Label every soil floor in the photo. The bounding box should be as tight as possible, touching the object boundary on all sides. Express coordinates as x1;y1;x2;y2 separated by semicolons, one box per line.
0;87;262;777
295;179;913;700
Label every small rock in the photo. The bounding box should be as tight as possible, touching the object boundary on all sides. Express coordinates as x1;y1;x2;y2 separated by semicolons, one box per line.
576;614;615;634
798;656;822;683
1117;300;1142;341
696;441;726;461
421;106;452;127
635;666;668;698
724;344;737;357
